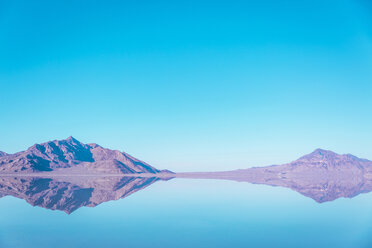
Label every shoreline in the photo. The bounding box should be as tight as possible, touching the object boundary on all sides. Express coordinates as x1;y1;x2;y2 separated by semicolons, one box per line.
0;171;240;179
0;172;176;178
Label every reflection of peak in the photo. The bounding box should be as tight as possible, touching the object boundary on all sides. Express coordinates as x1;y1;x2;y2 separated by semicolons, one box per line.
0;176;166;214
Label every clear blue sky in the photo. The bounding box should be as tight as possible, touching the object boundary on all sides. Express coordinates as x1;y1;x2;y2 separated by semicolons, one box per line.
0;0;371;171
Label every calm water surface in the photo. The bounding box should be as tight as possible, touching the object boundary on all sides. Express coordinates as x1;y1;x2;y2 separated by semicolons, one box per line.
0;178;371;248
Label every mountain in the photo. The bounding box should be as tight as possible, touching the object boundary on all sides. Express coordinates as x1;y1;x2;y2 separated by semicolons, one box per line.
0;137;170;174
2;144;372;203
244;148;372;176
0;176;167;214
288;148;371;171
0;151;7;157
176;149;372;203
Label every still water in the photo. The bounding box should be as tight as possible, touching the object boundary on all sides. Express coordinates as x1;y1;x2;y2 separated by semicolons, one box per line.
0;177;371;248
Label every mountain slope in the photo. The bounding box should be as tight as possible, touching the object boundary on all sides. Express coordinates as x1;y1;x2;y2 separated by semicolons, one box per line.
0;137;167;174
234;148;372;176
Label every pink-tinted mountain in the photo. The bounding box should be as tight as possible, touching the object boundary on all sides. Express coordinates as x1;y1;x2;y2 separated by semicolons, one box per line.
0;137;171;174
1;144;372;205
177;149;372;203
0;176;167;214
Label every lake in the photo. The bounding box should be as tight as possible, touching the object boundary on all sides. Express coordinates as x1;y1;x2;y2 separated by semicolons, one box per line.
0;177;371;248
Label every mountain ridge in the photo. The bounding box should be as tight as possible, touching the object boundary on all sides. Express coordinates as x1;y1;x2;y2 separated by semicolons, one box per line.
1;143;372;204
0;137;169;174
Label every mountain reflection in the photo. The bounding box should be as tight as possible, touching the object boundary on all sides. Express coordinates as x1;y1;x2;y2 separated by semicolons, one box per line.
1;169;372;213
0;176;167;214
2;140;372;211
2;148;372;212
176;171;372;203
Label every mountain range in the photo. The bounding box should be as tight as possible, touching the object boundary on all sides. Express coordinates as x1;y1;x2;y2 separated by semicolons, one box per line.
1;137;372;206
0;137;170;174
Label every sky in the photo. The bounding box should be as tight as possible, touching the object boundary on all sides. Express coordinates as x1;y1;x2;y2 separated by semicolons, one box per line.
0;0;371;172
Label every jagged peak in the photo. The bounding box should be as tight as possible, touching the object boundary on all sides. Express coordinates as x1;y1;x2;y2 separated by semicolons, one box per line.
295;148;371;164
52;136;86;147
296;148;339;161
65;136;77;142
0;151;7;157
308;149;368;161
310;148;338;156
28;136;84;151
62;136;84;145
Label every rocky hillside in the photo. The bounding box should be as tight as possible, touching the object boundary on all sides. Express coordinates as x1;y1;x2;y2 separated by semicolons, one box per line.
0;137;169;174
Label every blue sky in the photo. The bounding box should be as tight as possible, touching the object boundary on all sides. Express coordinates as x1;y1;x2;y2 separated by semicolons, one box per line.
0;0;371;171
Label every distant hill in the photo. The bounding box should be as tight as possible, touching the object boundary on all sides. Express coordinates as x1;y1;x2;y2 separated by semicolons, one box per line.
176;149;372;203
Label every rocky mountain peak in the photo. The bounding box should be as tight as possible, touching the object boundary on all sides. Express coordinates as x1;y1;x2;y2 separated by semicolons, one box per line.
0;137;167;174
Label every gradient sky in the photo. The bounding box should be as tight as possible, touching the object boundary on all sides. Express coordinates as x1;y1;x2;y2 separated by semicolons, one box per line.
0;0;371;171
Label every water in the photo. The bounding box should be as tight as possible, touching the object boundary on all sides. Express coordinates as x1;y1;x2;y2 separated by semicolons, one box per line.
0;177;371;248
